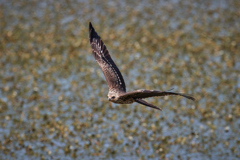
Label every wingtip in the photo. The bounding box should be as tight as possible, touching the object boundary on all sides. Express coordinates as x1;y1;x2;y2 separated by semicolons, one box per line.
89;22;95;43
184;94;195;101
184;95;196;101
171;91;195;101
89;22;93;30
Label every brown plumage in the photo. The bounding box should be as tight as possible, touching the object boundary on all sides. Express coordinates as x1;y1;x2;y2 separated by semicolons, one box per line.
89;22;195;111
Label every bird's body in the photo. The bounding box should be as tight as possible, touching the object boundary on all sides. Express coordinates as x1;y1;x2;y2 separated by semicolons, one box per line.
89;22;195;110
111;96;135;104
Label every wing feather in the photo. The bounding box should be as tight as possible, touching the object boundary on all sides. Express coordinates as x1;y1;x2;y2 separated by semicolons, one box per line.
120;89;195;101
89;22;126;92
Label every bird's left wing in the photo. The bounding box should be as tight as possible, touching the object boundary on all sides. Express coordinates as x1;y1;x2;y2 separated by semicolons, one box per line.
89;22;126;92
120;89;195;101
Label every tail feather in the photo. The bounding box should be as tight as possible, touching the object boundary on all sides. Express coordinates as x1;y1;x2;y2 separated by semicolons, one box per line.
134;99;161;111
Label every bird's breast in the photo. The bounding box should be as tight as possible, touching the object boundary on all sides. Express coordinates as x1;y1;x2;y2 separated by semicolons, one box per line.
113;98;135;104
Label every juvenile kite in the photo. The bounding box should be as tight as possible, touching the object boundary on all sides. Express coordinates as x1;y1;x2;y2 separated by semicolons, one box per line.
89;22;195;110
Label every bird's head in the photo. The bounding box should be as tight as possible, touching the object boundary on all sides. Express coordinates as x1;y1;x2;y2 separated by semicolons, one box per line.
108;94;117;102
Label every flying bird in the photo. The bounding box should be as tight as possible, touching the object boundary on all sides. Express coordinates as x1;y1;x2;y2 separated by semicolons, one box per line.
89;22;195;110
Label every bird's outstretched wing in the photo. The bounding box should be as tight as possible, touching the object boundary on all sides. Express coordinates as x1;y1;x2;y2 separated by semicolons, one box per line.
120;89;195;101
89;22;126;92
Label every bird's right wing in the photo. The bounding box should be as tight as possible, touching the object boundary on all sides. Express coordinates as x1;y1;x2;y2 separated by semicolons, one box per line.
120;89;195;101
89;22;126;92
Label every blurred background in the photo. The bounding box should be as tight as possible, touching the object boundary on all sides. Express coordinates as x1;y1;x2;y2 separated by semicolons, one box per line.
0;0;239;159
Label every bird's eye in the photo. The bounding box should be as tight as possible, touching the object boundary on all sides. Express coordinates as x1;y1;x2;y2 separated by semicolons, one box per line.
112;96;115;99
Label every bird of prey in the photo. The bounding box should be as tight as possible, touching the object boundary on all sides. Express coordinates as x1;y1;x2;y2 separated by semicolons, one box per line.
89;22;195;110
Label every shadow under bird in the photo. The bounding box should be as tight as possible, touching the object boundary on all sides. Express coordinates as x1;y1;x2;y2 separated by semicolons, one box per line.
89;22;195;111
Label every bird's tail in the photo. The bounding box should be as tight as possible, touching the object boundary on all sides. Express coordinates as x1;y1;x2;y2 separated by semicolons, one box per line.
134;99;162;111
